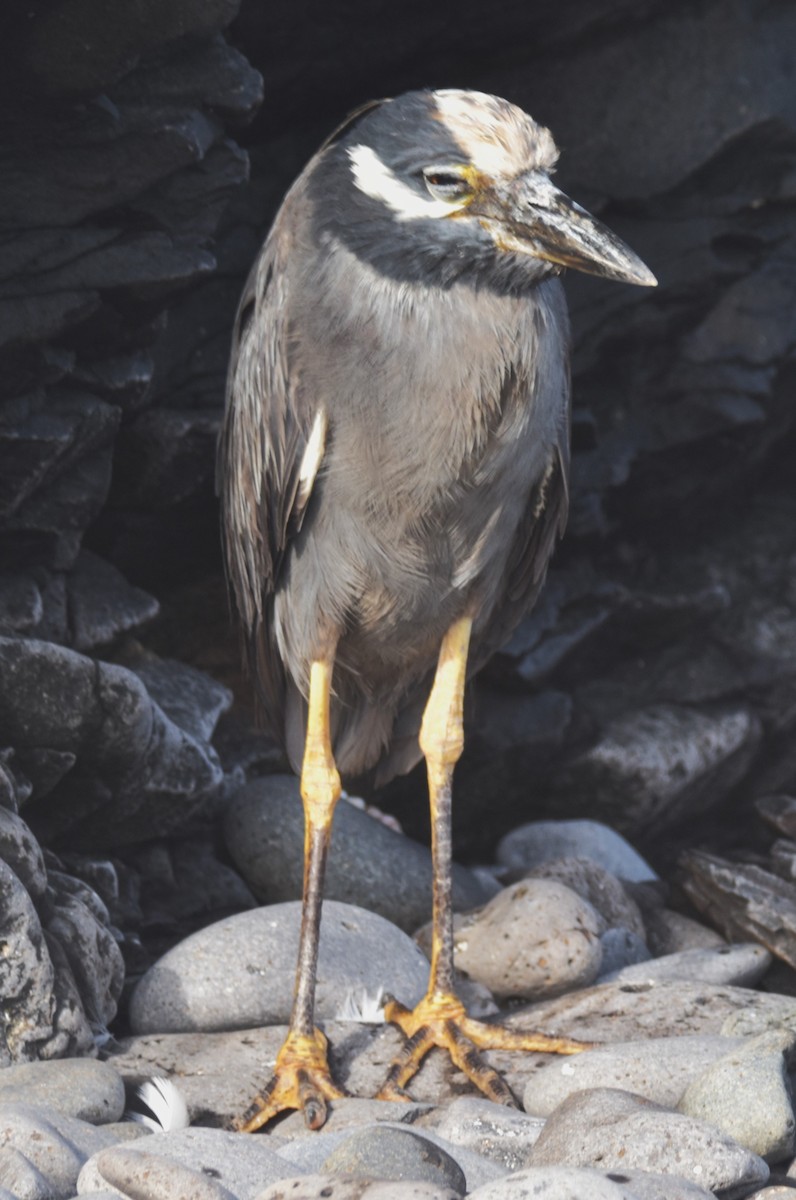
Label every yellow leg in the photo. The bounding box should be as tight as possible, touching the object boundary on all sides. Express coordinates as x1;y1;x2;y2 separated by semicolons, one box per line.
237;658;346;1132
377;616;591;1106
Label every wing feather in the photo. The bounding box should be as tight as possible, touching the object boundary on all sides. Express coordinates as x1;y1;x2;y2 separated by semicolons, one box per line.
218;99;392;731
217;194;321;729
475;371;571;667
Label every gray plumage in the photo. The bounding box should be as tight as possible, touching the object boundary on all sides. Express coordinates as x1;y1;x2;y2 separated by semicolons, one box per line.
219;89;654;784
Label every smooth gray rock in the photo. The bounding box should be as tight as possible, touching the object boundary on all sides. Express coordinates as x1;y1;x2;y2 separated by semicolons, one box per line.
224;777;491;934
275;1099;432;1139
0;1104;120;1198
79;1128;294;1199
0;1145;56;1200
528;1087;769;1198
469;1166;631;1199
278;1131;372;1174
88;1147;238;1200
322;1127;465;1194
452;880;602;1001
450;975;499;1019
281;1126;502;1194
497;821;657;883
0;1061;125;1123
255;1178;461;1200
598;928;651;978
601;943;771;987
642;908;726;957
722;1002;796;1038
469;1165;714;1199
506;980;796;1044
129;901;429;1034
96;1124;151;1145
527;857;646;939
433;1098;545;1171
587;1170;716;1199
522;1034;744;1115
66;1193;121;1200
108;985;796;1132
107;1023;459;1128
679;1031;796;1163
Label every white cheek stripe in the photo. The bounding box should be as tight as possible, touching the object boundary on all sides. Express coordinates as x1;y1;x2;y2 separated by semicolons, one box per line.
347;143;461;222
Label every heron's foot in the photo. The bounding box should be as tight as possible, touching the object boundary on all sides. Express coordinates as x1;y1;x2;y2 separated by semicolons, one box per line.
376;991;592;1106
236;1027;346;1132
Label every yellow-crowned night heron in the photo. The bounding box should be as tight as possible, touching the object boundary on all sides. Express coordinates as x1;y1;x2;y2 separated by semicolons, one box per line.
219;88;656;1131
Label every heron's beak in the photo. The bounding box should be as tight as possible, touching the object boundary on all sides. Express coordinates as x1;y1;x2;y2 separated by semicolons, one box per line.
484;171;657;287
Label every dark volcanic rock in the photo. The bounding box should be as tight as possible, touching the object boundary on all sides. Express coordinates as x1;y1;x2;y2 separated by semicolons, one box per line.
0;857;60;1062
69;552;160;651
45;871;125;1029
0;856;97;1064
0;809;47;901
549;703;761;835
681;851;796;971
0;0;262;1067
0;636;228;848
23;0;243;97
0;552;160;650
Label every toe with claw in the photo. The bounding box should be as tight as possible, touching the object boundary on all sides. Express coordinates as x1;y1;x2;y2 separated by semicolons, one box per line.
377;990;592;1106
236;1028;345;1132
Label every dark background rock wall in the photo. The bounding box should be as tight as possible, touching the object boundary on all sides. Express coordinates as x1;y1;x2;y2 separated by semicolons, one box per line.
1;0;795;1055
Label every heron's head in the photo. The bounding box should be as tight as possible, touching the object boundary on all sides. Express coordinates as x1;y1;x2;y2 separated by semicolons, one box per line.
312;89;656;293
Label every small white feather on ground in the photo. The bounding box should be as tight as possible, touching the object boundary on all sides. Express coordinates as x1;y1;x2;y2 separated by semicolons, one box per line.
128;1076;191;1131
335;985;387;1023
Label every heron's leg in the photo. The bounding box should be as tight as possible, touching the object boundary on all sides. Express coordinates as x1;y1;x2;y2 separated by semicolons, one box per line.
237;656;346;1133
377;616;590;1106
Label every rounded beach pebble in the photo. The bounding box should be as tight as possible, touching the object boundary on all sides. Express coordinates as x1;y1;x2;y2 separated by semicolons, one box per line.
255;1178;462;1200
678;1030;796;1162
80;1127;295;1199
496;820;657;882
321;1126;466;1193
452;879;602;1000
527;1087;769;1195
600;943;771;988
129;901;429;1034
225;776;490;933
0;1059;125;1123
522;1035;744;1115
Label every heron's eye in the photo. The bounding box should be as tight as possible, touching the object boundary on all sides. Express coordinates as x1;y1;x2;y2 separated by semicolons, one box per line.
422;169;471;201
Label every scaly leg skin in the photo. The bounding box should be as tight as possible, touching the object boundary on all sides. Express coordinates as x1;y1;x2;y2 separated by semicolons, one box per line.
377;616;591;1107
236;657;346;1132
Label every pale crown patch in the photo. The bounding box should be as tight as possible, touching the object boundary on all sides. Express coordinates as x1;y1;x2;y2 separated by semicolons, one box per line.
434;89;558;178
